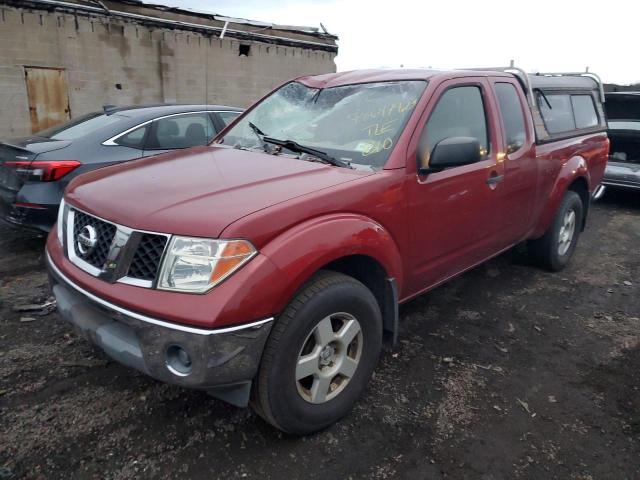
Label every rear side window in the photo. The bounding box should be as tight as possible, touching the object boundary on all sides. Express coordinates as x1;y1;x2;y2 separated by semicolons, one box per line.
537;92;600;135
114;124;149;149
147;113;216;150
494;83;526;153
422;85;490;161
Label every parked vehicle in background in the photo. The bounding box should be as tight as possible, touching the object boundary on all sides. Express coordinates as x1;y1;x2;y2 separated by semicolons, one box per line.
46;66;608;434
0;104;242;232
603;92;640;191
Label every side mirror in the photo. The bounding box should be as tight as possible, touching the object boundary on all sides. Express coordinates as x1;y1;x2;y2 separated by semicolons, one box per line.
419;136;481;174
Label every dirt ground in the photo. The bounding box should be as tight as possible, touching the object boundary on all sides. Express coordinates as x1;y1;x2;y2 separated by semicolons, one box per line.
1;190;639;480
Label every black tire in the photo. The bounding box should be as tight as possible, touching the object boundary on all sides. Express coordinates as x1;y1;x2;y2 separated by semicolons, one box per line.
252;270;382;435
528;190;583;271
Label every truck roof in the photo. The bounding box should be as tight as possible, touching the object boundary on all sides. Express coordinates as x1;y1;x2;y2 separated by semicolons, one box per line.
296;68;514;88
296;68;601;94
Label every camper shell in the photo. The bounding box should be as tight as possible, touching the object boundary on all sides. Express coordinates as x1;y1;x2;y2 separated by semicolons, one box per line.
467;64;607;143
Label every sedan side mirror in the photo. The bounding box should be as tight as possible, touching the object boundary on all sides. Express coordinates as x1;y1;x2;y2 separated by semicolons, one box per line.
419;136;481;174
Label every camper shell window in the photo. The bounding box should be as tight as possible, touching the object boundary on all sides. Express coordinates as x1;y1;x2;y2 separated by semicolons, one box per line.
536;92;600;135
528;75;605;142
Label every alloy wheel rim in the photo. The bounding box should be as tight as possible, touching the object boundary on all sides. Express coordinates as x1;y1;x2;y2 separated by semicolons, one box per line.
558;209;576;256
295;312;363;404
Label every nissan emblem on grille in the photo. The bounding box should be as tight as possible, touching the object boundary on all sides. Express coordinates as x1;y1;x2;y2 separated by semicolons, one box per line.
76;224;98;256
72;210;117;269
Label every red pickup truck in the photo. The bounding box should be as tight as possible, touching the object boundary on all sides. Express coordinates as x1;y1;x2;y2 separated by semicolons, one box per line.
46;67;608;434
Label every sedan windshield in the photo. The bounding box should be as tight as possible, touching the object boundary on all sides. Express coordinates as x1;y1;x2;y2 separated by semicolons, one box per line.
219;80;427;170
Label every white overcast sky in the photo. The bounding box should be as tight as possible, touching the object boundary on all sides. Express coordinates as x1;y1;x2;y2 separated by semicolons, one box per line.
155;0;637;85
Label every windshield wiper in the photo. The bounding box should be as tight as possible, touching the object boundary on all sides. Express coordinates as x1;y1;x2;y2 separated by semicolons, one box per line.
247;121;271;152
262;136;352;168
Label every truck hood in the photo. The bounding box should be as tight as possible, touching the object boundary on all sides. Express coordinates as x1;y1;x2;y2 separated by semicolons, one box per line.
65;145;374;238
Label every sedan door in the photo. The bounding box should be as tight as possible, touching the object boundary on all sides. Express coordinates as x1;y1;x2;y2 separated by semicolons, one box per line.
405;78;505;294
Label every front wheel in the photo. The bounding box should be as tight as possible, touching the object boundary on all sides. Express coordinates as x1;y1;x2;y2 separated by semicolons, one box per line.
528;190;583;271
252;271;382;435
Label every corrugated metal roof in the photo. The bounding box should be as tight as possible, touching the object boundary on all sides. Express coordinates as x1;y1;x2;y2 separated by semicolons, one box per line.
119;0;337;38
8;0;338;52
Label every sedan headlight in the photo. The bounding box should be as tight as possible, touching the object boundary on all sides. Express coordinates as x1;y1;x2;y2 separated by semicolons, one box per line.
158;237;256;293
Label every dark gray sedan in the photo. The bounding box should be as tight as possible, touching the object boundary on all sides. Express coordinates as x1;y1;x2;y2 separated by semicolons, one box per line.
0;104;241;232
603;92;640;191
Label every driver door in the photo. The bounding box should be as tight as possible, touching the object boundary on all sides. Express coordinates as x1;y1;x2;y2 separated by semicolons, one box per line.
405;77;505;294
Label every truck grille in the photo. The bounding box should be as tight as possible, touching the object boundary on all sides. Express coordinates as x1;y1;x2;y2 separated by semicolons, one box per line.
128;234;167;281
66;207;169;287
72;210;117;269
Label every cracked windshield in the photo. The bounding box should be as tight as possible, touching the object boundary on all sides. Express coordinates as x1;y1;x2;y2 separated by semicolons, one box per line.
219;80;426;170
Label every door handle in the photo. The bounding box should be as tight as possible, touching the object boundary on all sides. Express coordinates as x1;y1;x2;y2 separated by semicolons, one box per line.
486;173;504;186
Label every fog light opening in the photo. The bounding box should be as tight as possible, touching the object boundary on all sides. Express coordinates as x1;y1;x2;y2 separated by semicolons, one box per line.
165;344;193;377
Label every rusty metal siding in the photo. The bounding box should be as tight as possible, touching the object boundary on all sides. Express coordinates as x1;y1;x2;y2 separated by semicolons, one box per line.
24;67;71;133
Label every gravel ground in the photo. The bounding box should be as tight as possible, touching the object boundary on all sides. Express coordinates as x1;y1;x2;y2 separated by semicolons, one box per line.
1;189;639;480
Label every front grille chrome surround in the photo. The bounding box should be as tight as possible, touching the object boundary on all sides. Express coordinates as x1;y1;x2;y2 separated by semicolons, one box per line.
64;205;170;289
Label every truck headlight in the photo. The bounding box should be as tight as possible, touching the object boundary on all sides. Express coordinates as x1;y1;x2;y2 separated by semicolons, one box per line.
158;237;256;293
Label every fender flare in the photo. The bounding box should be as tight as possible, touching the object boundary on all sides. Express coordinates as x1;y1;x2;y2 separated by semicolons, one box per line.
532;155;591;238
260;213;403;314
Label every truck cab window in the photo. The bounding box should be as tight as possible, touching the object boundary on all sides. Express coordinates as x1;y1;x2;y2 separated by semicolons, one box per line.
495;83;526;153
420;86;489;167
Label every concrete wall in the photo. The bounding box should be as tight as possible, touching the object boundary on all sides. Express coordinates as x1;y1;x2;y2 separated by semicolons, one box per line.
0;5;337;138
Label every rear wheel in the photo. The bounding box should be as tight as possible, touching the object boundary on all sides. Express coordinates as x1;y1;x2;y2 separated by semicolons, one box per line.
252;270;382;435
528;190;583;271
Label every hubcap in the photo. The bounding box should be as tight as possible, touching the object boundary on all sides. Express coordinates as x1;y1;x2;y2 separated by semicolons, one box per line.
295;312;363;404
558;209;576;256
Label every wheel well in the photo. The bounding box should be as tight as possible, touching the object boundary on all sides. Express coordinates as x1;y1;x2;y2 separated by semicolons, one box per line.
323;255;398;345
568;177;589;230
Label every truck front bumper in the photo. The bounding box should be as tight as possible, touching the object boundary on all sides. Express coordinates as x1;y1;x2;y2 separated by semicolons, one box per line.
47;253;273;407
